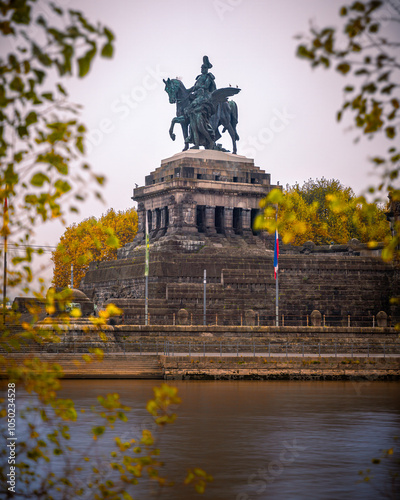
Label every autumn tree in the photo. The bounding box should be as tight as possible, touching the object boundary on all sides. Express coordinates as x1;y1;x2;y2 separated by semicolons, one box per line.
294;0;399;259
52;207;138;288
256;177;390;245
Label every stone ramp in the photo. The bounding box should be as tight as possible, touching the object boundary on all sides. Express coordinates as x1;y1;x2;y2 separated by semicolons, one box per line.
1;354;164;379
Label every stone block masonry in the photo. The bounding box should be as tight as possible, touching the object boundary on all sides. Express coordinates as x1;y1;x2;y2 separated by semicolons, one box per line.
79;150;399;328
2;353;399;381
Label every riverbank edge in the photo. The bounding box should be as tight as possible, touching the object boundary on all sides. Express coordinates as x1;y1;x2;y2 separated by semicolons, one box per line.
1;353;400;381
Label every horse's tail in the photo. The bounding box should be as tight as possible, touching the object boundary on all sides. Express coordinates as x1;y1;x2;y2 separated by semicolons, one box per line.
229;100;239;140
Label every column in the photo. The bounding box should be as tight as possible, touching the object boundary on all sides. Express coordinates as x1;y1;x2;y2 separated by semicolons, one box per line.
183;202;198;233
242;208;253;237
224;207;235;236
150;209;158;238
205;205;217;234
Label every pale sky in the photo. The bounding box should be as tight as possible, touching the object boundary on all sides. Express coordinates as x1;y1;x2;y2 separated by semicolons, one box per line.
4;0;399;296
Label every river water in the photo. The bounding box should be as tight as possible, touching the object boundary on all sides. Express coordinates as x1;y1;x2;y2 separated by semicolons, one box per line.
10;380;400;499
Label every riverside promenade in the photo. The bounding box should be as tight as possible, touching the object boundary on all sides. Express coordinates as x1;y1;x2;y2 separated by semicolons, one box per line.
2;352;400;380
2;326;399;380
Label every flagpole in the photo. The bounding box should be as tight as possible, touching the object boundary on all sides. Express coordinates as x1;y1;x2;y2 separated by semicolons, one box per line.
275;263;279;327
144;213;149;326
274;206;279;327
2;197;7;325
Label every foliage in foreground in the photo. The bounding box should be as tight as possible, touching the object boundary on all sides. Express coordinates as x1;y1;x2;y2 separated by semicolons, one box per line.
52;208;138;289
0;1;211;498
292;0;399;260
0;375;212;498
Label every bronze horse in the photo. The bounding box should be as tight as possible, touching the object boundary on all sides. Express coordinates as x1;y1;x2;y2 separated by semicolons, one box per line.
163;78;240;154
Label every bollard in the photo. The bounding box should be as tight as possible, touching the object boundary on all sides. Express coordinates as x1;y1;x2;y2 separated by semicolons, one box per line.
323;315;326;327
216;314;218;326
257;314;260;327
241;314;243;326
282;315;285;327
173;313;175;326
348;315;350;327
307;315;309;327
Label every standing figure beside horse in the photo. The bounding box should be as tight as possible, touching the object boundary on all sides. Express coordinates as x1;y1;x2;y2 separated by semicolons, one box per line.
163;56;240;154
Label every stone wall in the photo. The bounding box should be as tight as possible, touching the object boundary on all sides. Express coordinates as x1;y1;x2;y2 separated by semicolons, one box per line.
162;355;400;380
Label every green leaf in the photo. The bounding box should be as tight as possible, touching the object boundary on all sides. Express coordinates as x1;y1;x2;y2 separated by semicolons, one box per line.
104;27;115;42
57;83;67;96
54;180;72;193
381;84;395;95
337;63;351;75
92;426;105;437
101;43;113;58
33;69;45;84
385;127;396;139
26;111;37;126
297;45;315;60
10;76;24;92
77;46;97;78
31;172;50;187
76;136;84;154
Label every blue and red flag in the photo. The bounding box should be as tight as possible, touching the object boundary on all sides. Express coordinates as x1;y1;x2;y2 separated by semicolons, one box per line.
274;229;279;280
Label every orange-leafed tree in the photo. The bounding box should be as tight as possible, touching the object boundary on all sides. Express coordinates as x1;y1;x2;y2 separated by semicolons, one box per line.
52;207;138;288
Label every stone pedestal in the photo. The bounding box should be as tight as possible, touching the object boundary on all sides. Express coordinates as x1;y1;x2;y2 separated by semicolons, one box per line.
125;149;277;252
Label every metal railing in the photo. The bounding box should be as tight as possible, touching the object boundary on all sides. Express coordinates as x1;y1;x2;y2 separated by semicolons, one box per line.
110;312;393;328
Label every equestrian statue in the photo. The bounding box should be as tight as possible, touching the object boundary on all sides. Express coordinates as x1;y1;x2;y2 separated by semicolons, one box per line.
164;56;240;154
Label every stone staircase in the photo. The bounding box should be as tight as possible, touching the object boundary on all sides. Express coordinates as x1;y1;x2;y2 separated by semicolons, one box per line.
1;354;164;379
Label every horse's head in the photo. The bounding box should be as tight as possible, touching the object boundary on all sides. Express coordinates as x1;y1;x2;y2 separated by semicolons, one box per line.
163;78;181;104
